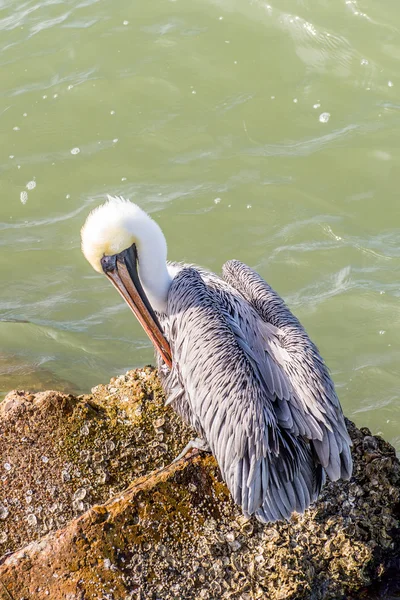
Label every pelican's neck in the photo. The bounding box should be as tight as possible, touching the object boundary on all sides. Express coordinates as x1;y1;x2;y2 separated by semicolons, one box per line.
135;219;172;314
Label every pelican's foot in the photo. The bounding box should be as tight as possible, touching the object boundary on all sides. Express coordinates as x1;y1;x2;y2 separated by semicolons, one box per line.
173;438;210;463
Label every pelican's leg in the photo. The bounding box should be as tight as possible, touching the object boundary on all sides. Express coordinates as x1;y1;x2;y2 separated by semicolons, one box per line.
173;438;211;463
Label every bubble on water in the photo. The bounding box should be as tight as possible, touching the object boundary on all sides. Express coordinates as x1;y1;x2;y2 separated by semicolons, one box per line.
0;504;9;520
17;165;21;169
43;95;47;99
123;20;129;25
27;514;37;527
374;150;391;161
246;204;252;209
214;197;221;204
53;93;58;98
293;98;298;103
71;147;80;155
67;85;73;90
121;177;127;181
41;455;49;463
219;16;223;20
66;194;70;199
20;191;28;204
110;110;115;115
73;488;87;501
234;60;237;64
26;180;36;190
9;155;14;159
313;103;321;109
23;112;28;117
379;330;386;335
319;112;330;123
271;96;275;100
388;80;394;87
191;90;197;94
13;126;20;131
113;138;119;143
4;463;11;471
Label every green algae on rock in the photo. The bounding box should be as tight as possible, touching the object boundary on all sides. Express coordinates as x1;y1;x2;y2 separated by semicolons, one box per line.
0;368;399;600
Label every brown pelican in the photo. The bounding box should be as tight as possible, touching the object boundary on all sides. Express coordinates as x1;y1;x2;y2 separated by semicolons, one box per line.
81;196;352;523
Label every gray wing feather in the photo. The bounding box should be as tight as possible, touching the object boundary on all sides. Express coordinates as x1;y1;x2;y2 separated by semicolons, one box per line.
160;266;328;522
222;259;353;485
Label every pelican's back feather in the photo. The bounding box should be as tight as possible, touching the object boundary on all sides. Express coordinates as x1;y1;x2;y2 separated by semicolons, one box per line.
157;263;350;522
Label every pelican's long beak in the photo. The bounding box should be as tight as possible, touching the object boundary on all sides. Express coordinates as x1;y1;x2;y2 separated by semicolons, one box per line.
101;245;172;369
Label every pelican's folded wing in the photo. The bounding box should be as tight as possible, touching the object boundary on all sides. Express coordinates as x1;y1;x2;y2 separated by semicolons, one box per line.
222;259;353;484
165;267;327;522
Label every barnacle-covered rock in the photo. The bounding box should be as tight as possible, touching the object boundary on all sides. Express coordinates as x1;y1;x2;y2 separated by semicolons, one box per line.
0;367;399;599
0;367;193;554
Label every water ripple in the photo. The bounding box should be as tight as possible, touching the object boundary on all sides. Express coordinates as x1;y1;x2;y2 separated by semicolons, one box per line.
0;203;90;231
246;124;359;157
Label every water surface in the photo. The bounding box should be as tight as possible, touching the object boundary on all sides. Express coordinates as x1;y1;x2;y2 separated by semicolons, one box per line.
1;0;400;454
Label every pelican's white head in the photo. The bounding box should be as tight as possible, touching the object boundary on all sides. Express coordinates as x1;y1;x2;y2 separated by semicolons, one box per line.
81;195;166;274
81;195;172;315
81;195;173;366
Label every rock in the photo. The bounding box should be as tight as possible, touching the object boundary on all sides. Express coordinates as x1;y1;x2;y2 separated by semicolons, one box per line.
0;368;193;555
0;367;399;599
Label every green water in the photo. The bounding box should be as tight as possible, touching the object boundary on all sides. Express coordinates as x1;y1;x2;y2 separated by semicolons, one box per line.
1;0;399;453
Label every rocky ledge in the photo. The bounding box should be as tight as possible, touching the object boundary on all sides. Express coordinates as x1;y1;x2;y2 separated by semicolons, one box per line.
0;367;399;600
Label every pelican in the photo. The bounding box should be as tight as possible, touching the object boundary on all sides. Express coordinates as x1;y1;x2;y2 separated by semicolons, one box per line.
81;196;352;523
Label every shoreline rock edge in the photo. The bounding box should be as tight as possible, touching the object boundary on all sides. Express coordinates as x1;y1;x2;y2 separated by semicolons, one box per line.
0;367;399;600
